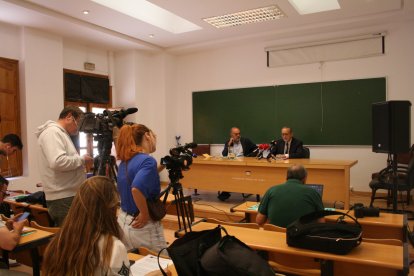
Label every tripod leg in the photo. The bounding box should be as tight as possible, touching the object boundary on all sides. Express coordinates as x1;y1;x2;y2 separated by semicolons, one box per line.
177;189;193;232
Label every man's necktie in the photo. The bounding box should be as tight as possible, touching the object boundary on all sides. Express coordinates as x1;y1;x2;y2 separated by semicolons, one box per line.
284;142;289;154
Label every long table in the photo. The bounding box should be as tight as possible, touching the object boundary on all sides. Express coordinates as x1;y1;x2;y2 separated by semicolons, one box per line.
182;157;357;209
179;222;408;276
2;227;54;276
231;201;407;241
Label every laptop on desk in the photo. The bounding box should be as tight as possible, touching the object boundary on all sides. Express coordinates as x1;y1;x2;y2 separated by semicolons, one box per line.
306;184;324;198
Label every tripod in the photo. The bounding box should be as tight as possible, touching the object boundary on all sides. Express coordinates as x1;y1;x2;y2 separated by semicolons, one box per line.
161;169;194;234
93;131;118;182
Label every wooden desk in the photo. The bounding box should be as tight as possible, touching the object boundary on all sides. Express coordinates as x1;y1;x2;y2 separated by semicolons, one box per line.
180;222;408;276
2;227;54;276
4;193;52;226
231;201;407;241
182;157;357;209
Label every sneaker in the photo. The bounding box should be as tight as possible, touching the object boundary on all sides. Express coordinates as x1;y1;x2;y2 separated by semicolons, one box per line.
217;192;231;201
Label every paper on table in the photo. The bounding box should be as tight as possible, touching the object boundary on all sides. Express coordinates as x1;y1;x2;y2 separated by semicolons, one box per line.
247;203;259;211
130;255;172;276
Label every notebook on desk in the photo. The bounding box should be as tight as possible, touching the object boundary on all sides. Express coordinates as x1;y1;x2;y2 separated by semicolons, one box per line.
307;184;324;197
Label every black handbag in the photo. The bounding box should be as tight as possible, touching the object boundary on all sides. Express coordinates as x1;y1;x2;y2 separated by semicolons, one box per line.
165;225;222;276
200;227;275;276
146;197;167;221
286;210;362;255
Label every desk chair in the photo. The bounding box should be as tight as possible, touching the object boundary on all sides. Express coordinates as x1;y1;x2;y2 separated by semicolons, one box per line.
205;218;260;229
369;151;414;207
302;147;310;158
190;144;211;196
30;208;54;227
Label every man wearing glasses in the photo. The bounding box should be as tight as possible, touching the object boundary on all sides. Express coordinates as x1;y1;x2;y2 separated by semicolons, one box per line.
36;106;93;226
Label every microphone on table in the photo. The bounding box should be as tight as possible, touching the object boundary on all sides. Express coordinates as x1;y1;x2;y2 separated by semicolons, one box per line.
257;144;269;159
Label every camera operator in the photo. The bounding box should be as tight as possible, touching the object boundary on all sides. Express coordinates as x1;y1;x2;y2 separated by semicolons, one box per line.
116;123;167;253
36;106;93;226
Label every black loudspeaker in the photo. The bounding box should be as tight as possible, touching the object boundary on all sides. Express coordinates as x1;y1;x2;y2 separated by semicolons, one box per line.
372;101;411;153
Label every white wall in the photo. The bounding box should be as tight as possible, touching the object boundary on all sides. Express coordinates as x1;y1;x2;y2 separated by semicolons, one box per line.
0;22;20;60
12;27;64;191
62;41;110;75
113;50;170;181
171;19;414;192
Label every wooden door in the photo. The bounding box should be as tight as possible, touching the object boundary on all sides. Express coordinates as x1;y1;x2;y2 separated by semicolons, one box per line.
0;57;22;176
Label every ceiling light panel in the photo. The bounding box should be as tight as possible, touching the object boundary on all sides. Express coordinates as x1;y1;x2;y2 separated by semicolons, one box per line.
288;0;340;15
203;6;286;29
91;0;201;34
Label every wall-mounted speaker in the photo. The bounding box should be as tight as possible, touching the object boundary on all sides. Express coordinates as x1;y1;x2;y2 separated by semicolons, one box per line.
372;101;411;153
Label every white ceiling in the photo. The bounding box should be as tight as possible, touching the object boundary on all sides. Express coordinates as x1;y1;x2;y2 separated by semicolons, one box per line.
0;0;412;54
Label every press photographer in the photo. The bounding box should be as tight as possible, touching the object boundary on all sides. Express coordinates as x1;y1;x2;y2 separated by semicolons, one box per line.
36;106;93;226
115;123;168;253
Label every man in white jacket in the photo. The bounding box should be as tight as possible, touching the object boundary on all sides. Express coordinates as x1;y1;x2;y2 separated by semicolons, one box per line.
36;106;93;226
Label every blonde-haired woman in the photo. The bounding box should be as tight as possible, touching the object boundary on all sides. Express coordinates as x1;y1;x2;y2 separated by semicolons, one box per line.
116;123;167;253
43;176;130;276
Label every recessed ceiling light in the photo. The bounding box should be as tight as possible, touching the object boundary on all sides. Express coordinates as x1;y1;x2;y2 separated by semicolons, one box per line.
82;10;90;15
288;0;340;15
203;6;286;29
149;34;155;38
91;0;201;34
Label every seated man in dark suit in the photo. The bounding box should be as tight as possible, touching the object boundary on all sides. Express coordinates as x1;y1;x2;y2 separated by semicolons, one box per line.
270;127;305;159
219;127;257;201
222;127;257;158
256;164;324;228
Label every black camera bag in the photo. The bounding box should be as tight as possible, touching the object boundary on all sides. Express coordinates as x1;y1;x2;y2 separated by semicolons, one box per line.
286;210;362;255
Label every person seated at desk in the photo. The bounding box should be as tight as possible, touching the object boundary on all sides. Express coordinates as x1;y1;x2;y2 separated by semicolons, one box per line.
0;214;26;251
256;164;324;228
42;176;130;276
220;127;257;201
270;127;305;159
222;127;257;158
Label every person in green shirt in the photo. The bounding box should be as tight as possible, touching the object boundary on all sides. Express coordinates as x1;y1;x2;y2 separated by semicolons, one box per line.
256;164;324;228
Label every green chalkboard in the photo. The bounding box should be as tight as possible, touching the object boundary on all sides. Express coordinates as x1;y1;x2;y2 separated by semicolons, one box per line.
193;77;386;145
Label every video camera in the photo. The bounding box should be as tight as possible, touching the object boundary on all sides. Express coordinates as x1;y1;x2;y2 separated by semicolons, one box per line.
353;203;380;218
78;108;138;134
160;142;197;172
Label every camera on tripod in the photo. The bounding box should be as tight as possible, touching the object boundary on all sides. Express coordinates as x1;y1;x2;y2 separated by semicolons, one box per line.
160;142;197;233
77;107;138;179
160;142;197;172
353;203;380;218
79;108;138;134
